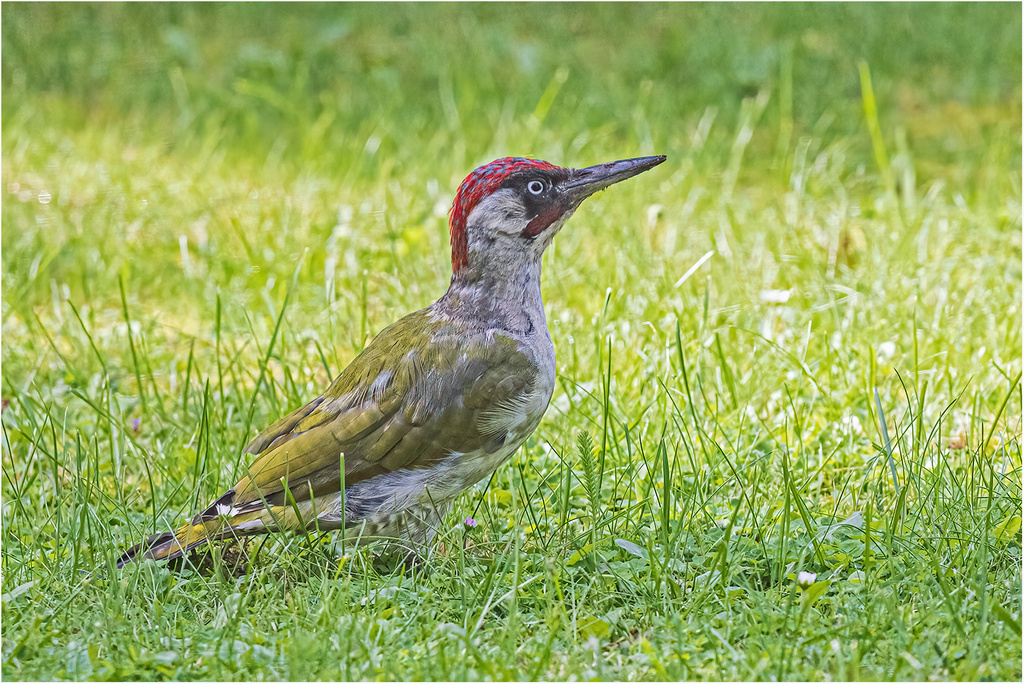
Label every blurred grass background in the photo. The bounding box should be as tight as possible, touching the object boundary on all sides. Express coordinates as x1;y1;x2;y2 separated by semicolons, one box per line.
4;3;1021;312
3;3;1020;313
2;3;1022;681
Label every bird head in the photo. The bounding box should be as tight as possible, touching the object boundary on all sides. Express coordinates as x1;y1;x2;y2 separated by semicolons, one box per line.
448;155;666;278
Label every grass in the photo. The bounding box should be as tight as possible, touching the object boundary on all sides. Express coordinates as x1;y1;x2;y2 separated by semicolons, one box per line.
2;3;1021;680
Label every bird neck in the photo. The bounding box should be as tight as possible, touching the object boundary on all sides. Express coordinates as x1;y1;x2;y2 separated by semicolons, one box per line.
436;257;546;334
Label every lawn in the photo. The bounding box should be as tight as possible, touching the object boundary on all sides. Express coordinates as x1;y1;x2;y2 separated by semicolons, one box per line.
2;3;1021;680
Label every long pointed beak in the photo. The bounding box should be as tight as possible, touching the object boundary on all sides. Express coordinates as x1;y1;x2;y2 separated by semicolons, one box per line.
564;155;666;206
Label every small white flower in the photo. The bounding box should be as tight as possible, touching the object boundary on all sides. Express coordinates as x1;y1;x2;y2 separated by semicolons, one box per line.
646;204;663;228
759;289;792;304
797;571;817;588
840;412;864;436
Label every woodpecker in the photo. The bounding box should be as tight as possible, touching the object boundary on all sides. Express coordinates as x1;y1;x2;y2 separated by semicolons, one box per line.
119;154;666;566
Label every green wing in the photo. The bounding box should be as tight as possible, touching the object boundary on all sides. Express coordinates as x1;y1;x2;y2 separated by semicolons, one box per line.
231;310;537;508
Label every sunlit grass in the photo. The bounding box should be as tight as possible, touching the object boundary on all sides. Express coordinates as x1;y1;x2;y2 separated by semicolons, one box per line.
2;3;1021;681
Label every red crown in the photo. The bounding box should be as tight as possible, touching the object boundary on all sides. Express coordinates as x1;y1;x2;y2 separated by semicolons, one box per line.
448;157;559;272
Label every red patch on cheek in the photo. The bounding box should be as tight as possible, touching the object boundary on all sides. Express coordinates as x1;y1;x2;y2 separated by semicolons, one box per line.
523;205;564;238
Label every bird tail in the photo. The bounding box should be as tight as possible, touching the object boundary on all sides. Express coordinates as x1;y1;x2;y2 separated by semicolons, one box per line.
117;520;218;567
118;487;362;567
117;490;280;568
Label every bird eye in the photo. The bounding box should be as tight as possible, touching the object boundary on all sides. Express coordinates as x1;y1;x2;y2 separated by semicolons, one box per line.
527;180;545;195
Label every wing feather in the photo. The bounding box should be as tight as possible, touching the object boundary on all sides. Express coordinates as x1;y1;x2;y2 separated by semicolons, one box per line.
229;310;541;509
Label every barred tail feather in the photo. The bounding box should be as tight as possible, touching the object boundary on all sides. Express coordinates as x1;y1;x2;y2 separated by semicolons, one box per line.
118;488;274;568
118;488;349;568
117;520;219;567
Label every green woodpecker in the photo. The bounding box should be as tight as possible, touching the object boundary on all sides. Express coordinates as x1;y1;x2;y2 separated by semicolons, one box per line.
119;154;665;566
